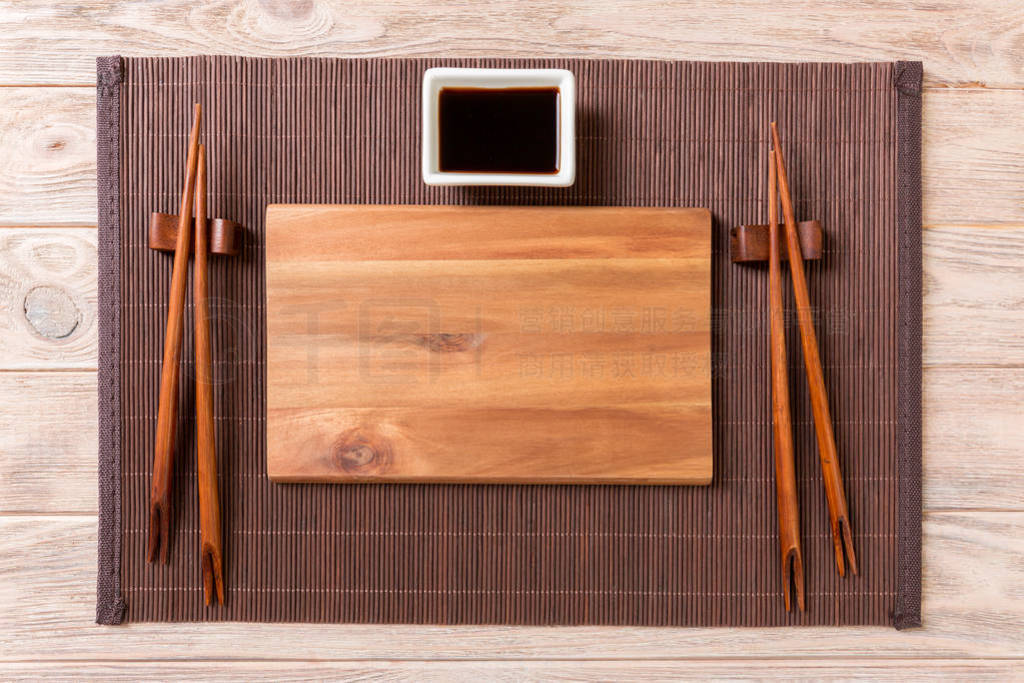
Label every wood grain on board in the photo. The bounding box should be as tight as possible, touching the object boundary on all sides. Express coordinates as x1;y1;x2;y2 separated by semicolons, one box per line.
4;87;1024;227
266;205;712;484
1;512;1022;660
0;373;97;514
924;367;1024;510
923;225;1024;367
923;89;1024;226
0;0;1022;87
0;88;95;226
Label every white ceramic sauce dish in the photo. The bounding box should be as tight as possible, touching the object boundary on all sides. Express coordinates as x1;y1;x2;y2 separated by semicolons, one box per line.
421;67;576;187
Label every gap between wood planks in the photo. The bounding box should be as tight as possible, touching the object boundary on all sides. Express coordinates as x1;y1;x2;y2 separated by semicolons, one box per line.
0;84;1020;91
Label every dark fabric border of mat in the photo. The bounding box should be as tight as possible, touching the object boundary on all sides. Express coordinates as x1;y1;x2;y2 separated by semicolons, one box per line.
96;55;127;625
892;60;923;630
93;56;925;628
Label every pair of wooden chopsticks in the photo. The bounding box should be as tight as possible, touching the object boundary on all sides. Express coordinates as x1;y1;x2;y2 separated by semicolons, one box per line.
147;103;225;606
768;122;858;612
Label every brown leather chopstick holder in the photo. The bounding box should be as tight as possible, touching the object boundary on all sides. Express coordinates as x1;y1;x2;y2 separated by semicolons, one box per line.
731;219;823;263
150;212;242;256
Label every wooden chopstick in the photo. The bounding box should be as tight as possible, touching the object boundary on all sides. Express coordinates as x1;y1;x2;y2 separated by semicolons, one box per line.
148;103;202;564
194;143;225;605
771;122;859;577
768;148;805;611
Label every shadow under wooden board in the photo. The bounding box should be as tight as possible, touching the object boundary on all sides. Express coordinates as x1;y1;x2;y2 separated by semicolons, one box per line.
266;204;712;485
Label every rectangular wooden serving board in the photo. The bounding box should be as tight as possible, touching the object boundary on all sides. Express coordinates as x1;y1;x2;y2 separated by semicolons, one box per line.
265;205;712;484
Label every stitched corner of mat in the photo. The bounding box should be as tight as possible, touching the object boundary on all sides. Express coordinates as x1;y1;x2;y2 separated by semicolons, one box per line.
893;60;924;96
95;55;127;626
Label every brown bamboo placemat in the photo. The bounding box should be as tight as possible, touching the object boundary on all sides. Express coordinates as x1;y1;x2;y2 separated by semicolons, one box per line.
96;56;922;628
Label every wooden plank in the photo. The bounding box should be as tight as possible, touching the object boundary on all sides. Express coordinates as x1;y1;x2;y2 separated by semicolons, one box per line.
4;222;1020;374
924;368;1024;510
1;368;1017;511
270;405;713;484
0;659;1020;681
0;1;1022;87
0;88;95;226
266;205;711;484
1;512;1021;659
0;373;96;514
0;221;1021;505
923;89;1024;225
924;225;1024;367
269;204;710;261
269;331;707;406
4;367;1022;512
2;88;1024;227
0;228;97;369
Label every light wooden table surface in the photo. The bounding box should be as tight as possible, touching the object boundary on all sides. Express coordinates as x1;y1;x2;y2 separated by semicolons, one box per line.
1;1;1022;680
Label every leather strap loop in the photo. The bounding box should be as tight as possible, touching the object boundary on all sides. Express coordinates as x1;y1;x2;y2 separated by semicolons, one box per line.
148;212;242;256
731;219;823;263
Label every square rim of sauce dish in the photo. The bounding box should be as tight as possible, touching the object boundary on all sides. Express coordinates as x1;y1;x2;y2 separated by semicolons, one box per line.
421;67;576;187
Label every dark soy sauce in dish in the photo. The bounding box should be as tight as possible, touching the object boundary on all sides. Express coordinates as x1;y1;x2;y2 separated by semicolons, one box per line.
438;87;560;174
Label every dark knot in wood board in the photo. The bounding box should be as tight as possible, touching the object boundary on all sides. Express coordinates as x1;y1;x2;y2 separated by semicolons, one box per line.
416;333;484;353
331;429;394;474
